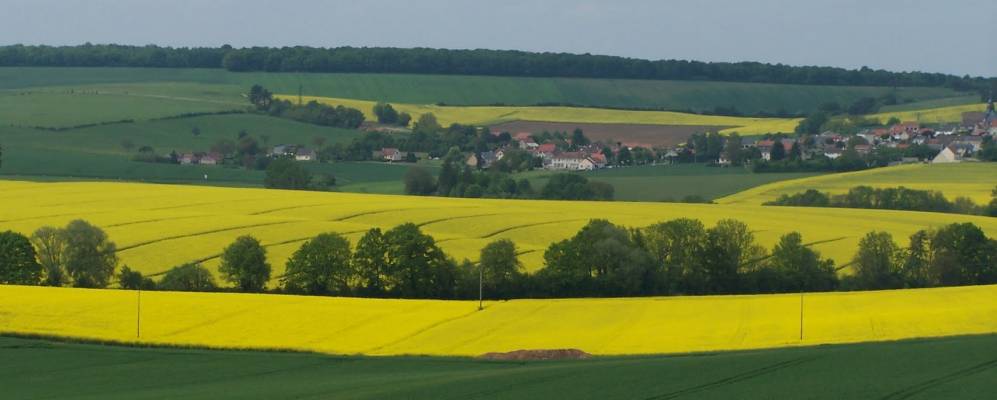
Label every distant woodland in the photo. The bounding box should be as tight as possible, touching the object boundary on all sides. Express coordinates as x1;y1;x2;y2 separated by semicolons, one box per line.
1;44;993;93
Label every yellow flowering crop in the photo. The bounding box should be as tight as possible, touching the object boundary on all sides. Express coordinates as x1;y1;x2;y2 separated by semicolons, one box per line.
870;103;988;124
2;180;996;284
718;163;997;205
282;95;801;135
1;284;994;356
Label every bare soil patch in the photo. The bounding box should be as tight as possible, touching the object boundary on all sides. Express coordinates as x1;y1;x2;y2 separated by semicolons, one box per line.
489;120;733;147
479;349;592;361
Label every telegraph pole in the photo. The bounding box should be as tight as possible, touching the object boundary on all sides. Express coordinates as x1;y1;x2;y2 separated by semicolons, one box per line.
298;84;303;106
136;290;142;339
478;264;484;311
799;289;804;341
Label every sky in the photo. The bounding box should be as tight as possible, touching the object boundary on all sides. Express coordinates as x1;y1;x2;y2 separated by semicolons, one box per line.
2;0;994;77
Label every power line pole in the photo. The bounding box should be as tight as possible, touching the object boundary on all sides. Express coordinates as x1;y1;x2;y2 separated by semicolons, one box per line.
136;290;142;339
478;264;484;311
799;290;804;341
298;84;303;106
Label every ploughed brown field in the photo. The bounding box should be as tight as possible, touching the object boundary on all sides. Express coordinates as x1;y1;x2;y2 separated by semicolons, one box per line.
489;120;733;147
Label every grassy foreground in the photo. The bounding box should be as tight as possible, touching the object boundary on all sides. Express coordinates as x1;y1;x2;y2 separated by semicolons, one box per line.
2;284;996;357
2;334;996;399
3;180;996;276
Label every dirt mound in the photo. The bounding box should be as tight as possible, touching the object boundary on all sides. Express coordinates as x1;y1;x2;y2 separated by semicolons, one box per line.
479;349;591;361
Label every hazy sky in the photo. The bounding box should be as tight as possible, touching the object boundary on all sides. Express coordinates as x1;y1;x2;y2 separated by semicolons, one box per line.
3;0;994;77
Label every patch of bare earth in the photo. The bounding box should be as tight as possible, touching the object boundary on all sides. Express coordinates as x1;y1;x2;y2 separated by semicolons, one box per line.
479;349;592;361
489;120;733;148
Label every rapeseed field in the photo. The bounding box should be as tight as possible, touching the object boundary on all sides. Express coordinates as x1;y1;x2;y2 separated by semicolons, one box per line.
2;180;995;283
1;284;994;356
282;95;801;134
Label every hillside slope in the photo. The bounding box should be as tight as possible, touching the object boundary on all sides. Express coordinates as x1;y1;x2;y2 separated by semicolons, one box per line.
2;180;995;278
718;163;997;205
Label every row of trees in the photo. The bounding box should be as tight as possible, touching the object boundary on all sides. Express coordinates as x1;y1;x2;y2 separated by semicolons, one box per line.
3;44;990;91
766;186;997;217
4;218;992;299
249;85;364;129
405;164;613;201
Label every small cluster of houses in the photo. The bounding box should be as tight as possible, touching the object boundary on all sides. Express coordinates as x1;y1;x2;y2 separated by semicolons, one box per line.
734;106;997;165
477;133;609;170
178;152;220;165
179;144;316;166
270;144;317;161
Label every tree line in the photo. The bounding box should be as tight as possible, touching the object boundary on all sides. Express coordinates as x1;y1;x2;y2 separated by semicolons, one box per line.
3;218;994;299
765;185;997;217
403;147;613;201
2;44;993;94
249;85;365;129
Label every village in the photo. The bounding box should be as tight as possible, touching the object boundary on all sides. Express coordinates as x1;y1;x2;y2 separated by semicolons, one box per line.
173;100;996;171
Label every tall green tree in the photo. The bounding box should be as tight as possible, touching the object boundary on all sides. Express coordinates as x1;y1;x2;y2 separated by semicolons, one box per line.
852;231;903;289
478;239;524;299
382;223;455;298
264;158;312;190
0;231;42;285
403;167;437;195
769;140;787;161
61;220;117;288
702;219;765;293
31;226;66;286
282;233;353;295
643;218;707;294
352;228;388;296
219;235;271;292
767;232;837;292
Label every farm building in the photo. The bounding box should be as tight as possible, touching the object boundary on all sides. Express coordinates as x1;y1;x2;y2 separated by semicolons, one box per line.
931;147;962;163
294;149;316;161
381;148;403;162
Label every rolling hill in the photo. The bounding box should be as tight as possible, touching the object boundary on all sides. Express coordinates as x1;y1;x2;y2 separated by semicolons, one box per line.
717;163;997;205
2;180;995;279
0;67;969;115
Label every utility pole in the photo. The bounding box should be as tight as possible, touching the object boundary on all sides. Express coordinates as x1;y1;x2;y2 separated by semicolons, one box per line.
298;84;303;106
799;289;804;341
478;264;484;311
136;290;142;339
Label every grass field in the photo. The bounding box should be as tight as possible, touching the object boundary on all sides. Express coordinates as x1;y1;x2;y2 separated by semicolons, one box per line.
0;67;968;115
526;164;823;201
1;284;995;357
3;333;996;399
0;113;442;191
718;163;997;205
2;180;995;279
287;95;802;135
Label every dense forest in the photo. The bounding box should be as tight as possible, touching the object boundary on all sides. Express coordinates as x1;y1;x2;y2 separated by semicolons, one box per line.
1;44;993;92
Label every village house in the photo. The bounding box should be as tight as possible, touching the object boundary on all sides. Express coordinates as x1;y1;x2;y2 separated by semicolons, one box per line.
466;151;499;169
294;148;316;161
179;153;196;165
546;152;597;171
532;143;557;159
199;153;220;165
932;146;963;163
381;148;403;162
